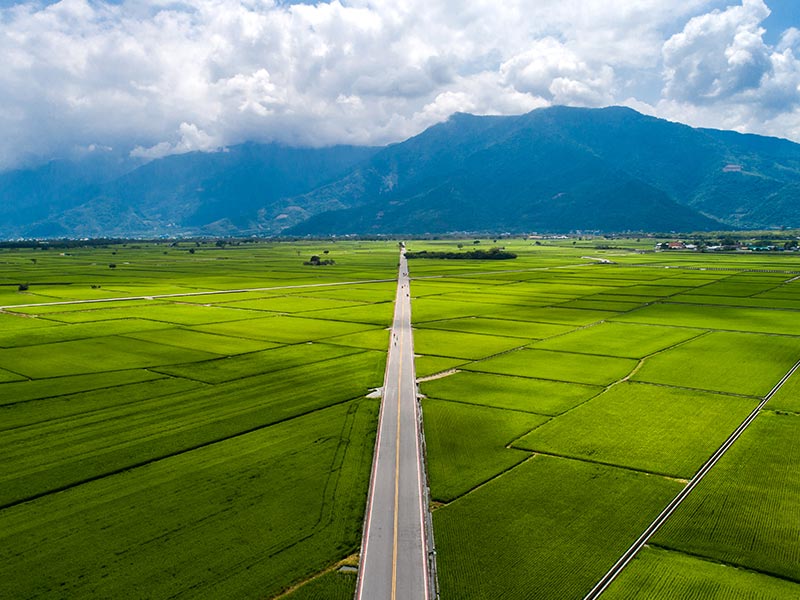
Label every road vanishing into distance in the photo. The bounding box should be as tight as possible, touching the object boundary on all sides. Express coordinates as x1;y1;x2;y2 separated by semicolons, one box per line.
356;247;433;600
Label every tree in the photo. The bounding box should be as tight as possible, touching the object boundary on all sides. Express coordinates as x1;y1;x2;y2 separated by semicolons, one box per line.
323;250;330;254
18;283;29;291
109;263;117;269
189;248;195;254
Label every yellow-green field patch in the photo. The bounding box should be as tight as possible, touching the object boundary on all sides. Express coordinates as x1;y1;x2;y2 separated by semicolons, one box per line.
632;331;800;397
532;322;706;358
604;546;800;600
123;328;279;354
434;455;683;599
413;329;524;360
421;371;600;415
0;336;221;378
515;382;757;478
653;411;800;583
466;348;637;385
416;317;574;339
194;315;379;343
423;399;546;501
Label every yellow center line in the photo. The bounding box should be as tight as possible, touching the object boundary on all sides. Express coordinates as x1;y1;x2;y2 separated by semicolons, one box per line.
391;274;405;600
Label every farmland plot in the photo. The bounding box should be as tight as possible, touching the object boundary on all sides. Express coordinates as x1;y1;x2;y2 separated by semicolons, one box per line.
282;571;358;600
194;314;379;343
414;355;467;378
412;328;525;360
123;327;279;354
0;400;378;599
26;303;264;325
0;335;221;378
555;298;646;311
666;293;800;310
766;367;800;413
416;316;574;339
221;295;368;313
0;351;385;507
614;302;800;336
422;398;546;501
651;411;800;583
421;370;600;415
498;305;619;325
605;546;800;600
465;347;637;386
515;382;757;478
410;297;517;323
153;342;362;383
532;322;705;358
434;455;682;599
631;331;800;397
0;318;174;348
0;369;166;406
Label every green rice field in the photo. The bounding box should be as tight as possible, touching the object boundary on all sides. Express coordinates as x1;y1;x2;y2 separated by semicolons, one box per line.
604;546;800;599
406;239;800;599
3;237;800;598
0;240;398;598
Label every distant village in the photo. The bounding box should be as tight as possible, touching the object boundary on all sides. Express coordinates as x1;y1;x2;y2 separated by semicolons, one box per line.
656;239;800;252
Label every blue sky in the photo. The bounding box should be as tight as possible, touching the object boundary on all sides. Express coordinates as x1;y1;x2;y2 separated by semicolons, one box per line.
0;0;798;170
762;0;800;42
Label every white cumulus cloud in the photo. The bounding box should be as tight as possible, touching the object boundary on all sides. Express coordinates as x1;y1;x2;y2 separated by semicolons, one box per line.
0;0;798;170
656;0;800;139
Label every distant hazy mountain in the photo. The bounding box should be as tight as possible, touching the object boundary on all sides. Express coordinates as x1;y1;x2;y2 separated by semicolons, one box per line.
287;106;800;235
0;144;378;238
4;106;800;238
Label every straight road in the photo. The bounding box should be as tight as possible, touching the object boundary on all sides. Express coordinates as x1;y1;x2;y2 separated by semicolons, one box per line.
356;248;431;600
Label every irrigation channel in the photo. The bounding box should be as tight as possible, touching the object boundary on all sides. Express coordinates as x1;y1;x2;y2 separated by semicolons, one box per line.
356;246;438;600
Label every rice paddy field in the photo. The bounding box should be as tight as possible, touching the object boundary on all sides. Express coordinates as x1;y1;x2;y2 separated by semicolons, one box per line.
0;240;398;599
3;237;800;598
410;238;800;599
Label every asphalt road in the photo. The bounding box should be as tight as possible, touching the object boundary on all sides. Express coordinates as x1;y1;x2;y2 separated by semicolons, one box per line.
356;249;431;600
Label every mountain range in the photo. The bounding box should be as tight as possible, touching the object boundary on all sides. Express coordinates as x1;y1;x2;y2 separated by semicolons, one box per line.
4;105;800;238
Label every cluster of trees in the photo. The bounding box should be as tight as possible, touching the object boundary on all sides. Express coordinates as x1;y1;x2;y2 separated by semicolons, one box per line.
304;254;335;266
405;247;517;260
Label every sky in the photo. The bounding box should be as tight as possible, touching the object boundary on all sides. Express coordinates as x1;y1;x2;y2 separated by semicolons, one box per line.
1;0;799;170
